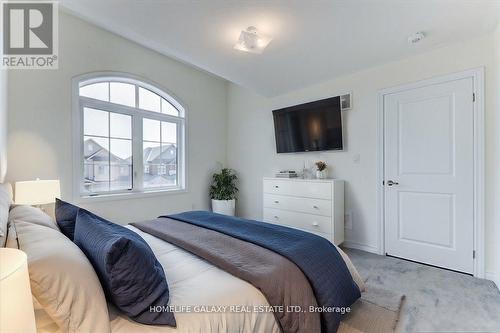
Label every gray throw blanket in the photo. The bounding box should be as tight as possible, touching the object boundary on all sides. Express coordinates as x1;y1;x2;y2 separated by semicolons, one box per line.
132;217;321;333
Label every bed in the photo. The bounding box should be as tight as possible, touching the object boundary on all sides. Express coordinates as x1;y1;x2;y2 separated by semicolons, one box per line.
1;185;365;333
109;225;281;333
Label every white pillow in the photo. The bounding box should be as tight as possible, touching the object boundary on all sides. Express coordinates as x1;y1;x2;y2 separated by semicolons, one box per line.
15;220;111;333
8;205;60;231
0;182;13;246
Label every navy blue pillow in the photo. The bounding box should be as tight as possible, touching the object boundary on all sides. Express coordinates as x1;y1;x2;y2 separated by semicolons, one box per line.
55;199;80;240
74;210;175;326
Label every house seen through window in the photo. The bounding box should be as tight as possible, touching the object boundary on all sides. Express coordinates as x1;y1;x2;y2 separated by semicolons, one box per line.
76;75;185;196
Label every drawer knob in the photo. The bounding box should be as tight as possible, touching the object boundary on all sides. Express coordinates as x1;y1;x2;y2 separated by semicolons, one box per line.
274;216;279;219
274;200;279;204
313;205;319;209
274;185;279;188
312;222;319;226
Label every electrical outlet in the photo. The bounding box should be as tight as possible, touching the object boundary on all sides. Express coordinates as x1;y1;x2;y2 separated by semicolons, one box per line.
345;212;353;230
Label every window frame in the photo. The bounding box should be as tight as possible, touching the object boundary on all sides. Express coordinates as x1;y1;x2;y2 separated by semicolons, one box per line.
72;72;187;202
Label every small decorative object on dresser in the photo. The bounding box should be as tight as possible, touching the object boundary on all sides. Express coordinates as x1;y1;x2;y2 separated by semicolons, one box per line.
275;170;298;178
263;177;344;245
315;161;328;179
210;168;238;216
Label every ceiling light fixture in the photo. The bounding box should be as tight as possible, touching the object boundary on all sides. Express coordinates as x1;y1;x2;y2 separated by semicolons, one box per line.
234;26;272;54
408;32;425;44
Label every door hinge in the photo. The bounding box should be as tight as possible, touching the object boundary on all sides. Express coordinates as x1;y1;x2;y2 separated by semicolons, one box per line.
473;250;476;259
473;93;476;102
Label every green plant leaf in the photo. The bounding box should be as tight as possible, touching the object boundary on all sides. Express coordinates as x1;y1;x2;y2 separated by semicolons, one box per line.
209;168;239;200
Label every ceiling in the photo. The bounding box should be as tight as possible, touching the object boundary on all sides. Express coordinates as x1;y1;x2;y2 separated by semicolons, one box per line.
60;0;500;97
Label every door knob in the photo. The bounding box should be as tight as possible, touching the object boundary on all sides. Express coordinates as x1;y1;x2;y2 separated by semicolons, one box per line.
387;180;399;186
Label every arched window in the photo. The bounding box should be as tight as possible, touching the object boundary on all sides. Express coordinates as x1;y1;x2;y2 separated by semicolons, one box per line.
73;73;185;198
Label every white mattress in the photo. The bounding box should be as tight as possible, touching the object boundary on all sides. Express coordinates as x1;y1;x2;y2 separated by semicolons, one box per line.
107;226;280;333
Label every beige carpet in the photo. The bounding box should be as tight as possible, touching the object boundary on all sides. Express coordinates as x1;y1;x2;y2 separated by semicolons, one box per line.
339;285;405;333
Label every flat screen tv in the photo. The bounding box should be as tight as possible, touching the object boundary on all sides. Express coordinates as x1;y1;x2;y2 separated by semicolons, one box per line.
272;96;343;153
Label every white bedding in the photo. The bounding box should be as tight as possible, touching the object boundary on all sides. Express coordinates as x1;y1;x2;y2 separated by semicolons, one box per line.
34;224;363;333
110;226;281;333
35;224;280;333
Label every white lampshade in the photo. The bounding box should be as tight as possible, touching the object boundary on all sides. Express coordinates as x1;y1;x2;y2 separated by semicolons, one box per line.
15;179;60;205
0;248;36;333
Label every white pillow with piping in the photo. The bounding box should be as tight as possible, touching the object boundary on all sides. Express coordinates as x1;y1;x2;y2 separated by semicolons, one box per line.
16;220;111;333
8;205;60;231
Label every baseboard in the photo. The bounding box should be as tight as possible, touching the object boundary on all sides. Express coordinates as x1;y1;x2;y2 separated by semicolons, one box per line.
485;271;499;288
342;240;380;255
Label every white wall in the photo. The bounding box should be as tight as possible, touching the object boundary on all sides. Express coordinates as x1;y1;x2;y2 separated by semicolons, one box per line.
227;33;498;273
0;20;7;183
493;24;500;287
0;69;7;183
6;12;228;222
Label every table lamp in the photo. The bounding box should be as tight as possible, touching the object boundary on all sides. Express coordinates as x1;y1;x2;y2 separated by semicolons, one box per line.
14;179;60;206
0;248;36;333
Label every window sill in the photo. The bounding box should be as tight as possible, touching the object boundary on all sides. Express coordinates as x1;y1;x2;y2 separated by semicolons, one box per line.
74;188;188;204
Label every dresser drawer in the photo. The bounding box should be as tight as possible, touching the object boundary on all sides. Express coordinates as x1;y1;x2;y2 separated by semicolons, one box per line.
263;194;332;217
263;208;333;235
263;179;332;200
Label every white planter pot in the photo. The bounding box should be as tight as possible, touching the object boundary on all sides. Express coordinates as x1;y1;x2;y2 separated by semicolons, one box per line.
211;199;236;216
316;170;327;179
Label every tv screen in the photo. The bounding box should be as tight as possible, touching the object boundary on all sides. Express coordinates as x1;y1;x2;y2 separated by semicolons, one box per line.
272;96;343;153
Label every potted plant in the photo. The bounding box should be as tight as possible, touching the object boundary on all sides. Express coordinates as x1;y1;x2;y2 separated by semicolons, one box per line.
210;168;238;216
315;161;328;179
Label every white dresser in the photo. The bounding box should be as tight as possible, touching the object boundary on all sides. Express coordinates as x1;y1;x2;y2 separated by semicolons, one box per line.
262;177;344;245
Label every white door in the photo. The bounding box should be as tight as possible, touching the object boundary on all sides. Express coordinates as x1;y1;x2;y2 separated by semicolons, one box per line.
384;77;474;274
